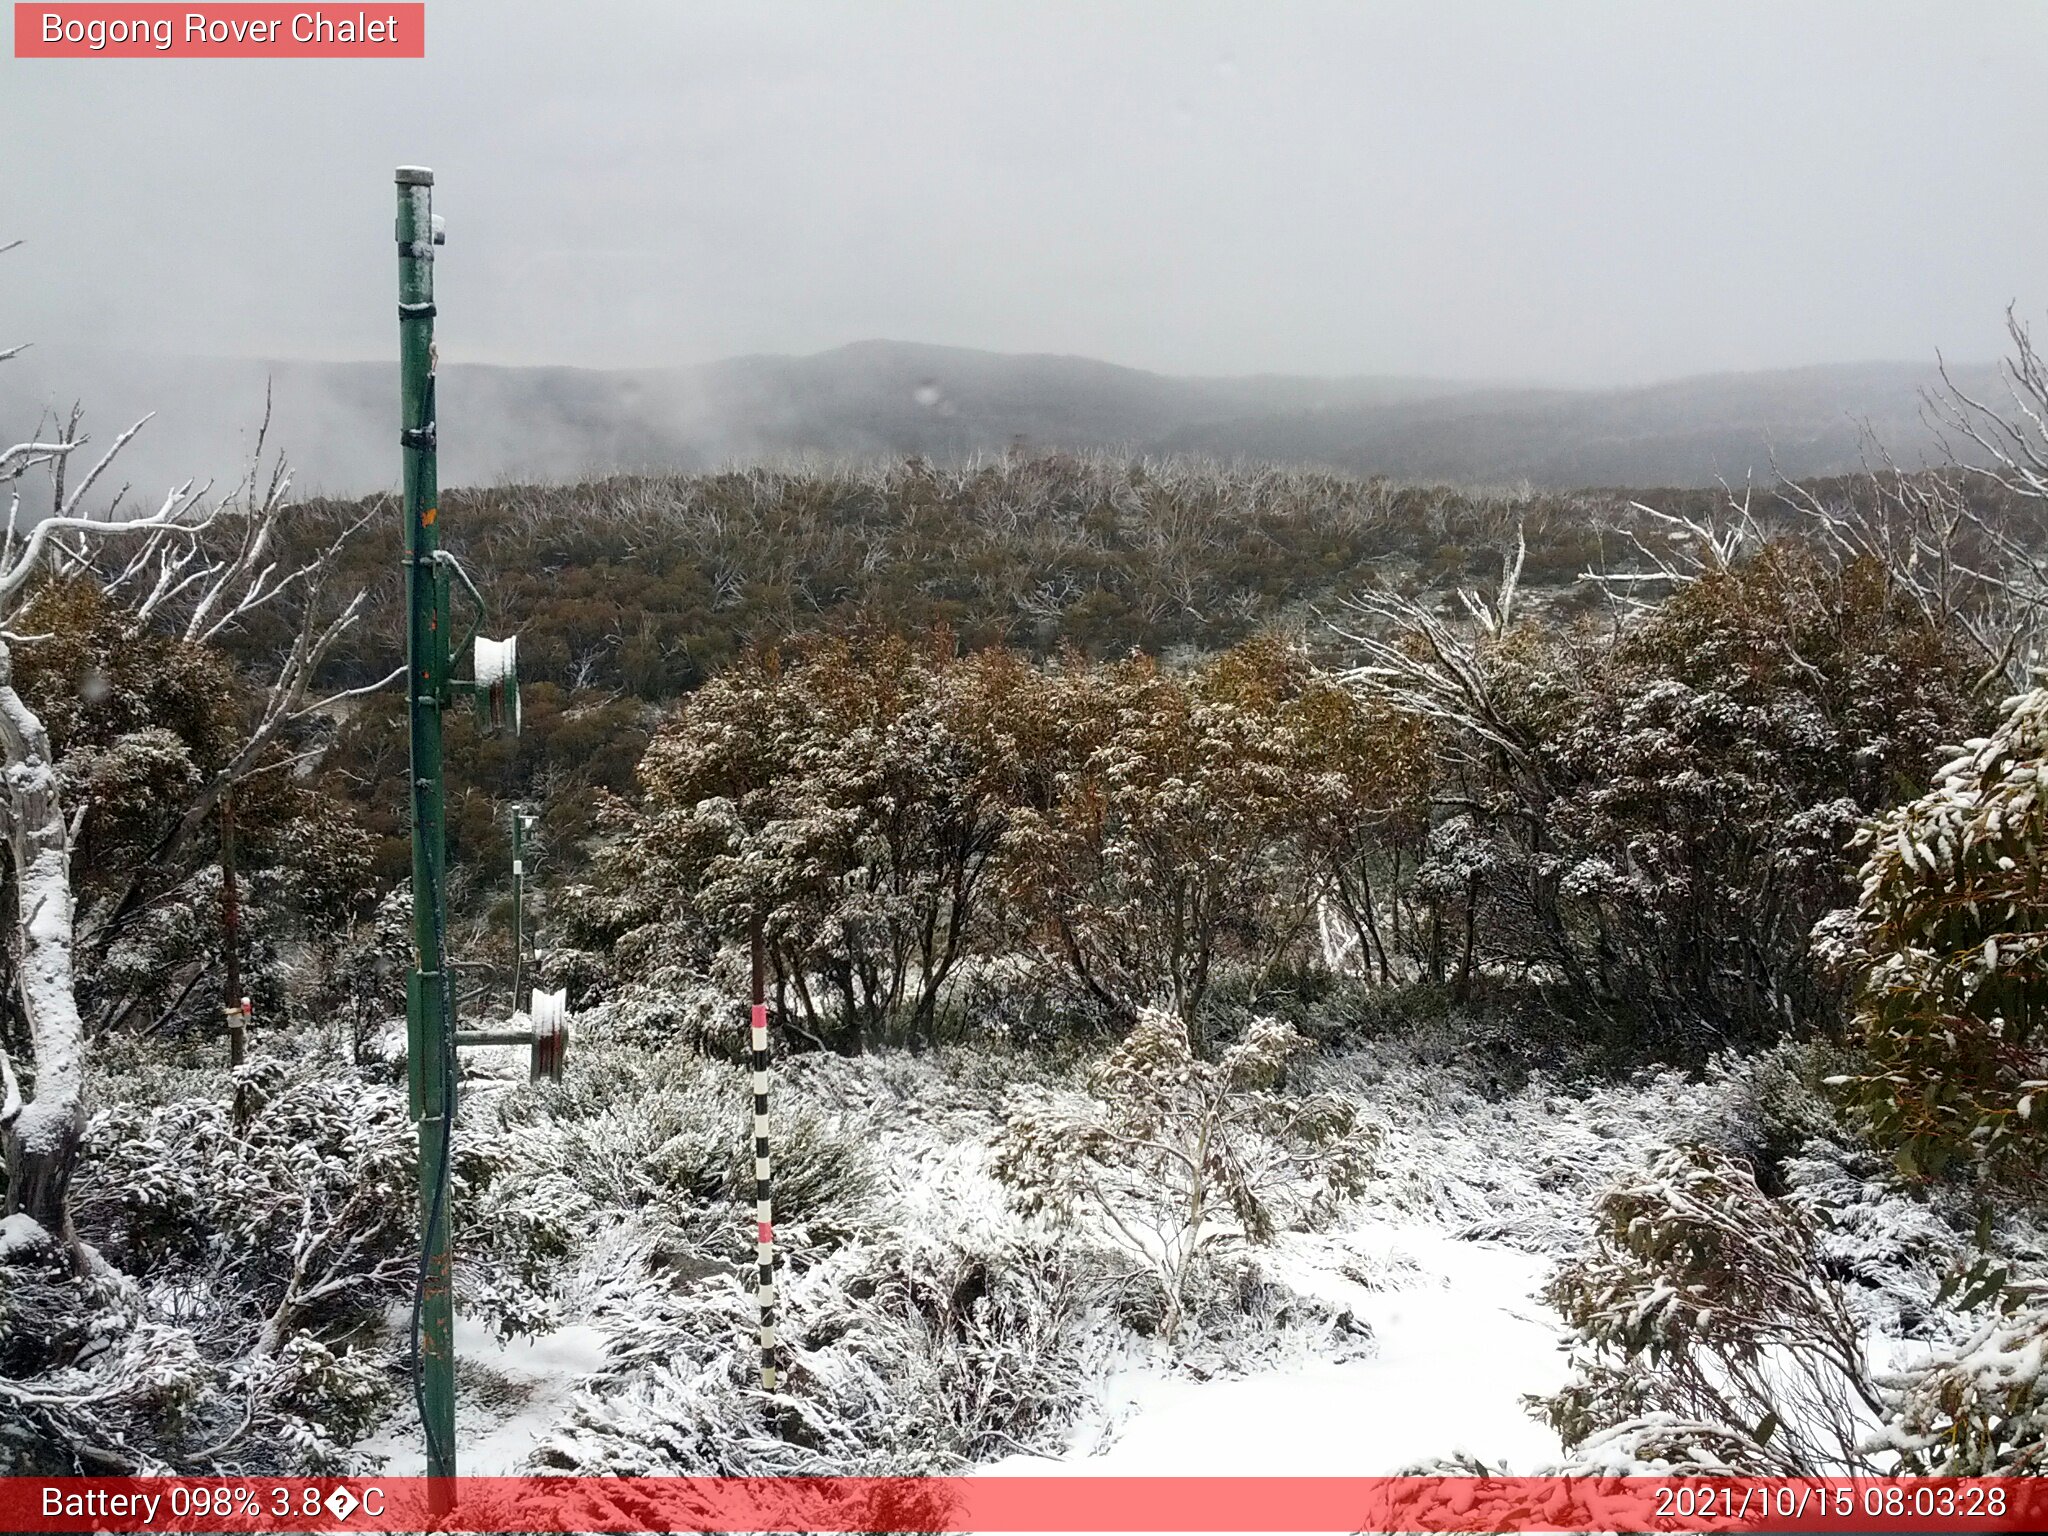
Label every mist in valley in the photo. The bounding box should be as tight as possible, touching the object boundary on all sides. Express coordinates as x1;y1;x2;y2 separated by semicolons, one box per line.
0;340;2006;499
6;1;2045;501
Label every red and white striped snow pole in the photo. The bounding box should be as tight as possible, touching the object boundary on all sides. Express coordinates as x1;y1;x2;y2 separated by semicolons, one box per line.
750;920;778;1392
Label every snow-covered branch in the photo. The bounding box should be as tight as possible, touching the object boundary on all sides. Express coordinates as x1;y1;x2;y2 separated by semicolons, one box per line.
1333;589;1532;772
0;495;215;608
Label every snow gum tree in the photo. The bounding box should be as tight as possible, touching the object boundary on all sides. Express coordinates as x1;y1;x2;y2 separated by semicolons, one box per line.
1267;647;1431;984
0;506;378;1262
1346;537;1986;1046
589;631;1430;1053
1818;684;2048;1189
1002;643;1330;1043
0;625;87;1249
626;632;1027;1052
0;493;211;1256
1;579;369;1042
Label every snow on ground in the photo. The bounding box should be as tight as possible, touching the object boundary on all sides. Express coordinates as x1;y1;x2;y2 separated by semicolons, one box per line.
364;1034;1725;1476
361;1315;611;1475
931;1040;1711;1478
998;1222;1569;1476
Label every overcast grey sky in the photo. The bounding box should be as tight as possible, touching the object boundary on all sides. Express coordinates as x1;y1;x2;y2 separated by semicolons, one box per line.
4;0;2044;385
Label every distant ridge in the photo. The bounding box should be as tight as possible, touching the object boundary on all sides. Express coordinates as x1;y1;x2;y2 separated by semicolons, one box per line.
0;339;1990;499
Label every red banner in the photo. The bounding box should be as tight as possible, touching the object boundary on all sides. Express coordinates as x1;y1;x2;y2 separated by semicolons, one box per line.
1;1476;2042;1533
13;5;424;57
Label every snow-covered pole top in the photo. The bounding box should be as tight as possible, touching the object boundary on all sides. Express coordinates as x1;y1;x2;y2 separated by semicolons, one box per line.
395;166;434;186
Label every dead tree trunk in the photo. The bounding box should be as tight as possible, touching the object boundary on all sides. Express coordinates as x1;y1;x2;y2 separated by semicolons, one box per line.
0;637;88;1270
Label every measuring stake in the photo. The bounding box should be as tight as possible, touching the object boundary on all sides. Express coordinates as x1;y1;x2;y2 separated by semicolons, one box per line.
751;919;777;1392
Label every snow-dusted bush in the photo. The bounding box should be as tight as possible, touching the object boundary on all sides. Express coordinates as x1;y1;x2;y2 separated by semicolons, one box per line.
460;1038;879;1341
1536;1143;1886;1475
538;1228;1104;1476
0;1252;212;1474
1818;684;2048;1185
76;1059;414;1355
234;1333;396;1473
1689;1039;1859;1195
579;977;734;1055
1534;1057;2042;1478
1001;642;1349;1040
0;1046;420;1471
509;1043;875;1234
1779;1142;1965;1341
792;1230;1107;1462
995;1008;1371;1340
1877;1302;2048;1473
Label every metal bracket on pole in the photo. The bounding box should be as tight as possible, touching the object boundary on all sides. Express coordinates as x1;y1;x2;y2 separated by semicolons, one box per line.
453;990;569;1083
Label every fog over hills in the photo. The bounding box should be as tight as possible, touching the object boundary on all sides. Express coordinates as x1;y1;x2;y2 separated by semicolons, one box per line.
0;339;1988;501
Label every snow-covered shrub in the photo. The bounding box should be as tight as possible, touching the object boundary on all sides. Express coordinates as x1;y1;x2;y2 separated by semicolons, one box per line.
1536;1143;1886;1475
73;1056;415;1354
1876;1302;2048;1473
1676;1038;1976;1342
0;1218;100;1383
540;1228;1104;1476
1;1202;212;1474
237;1333;396;1473
460;1040;879;1340
793;1231;1106;1462
1817;684;2048;1185
995;1008;1371;1340
1157;1249;1377;1382
1779;1143;1965;1341
1353;541;1985;1051
1690;1039;1858;1195
578;977;733;1055
542;1046;876;1235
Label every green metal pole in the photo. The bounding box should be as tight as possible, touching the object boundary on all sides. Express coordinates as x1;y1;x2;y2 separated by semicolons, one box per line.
397;164;457;1499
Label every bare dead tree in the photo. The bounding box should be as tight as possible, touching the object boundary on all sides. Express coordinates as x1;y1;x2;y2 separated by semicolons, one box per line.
1458;515;1527;637
1574;478;1771;622
1333;587;1537;781
1;241;392;1262
1932;307;2048;508
0;471;220;1263
1776;442;2044;693
59;406;399;994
